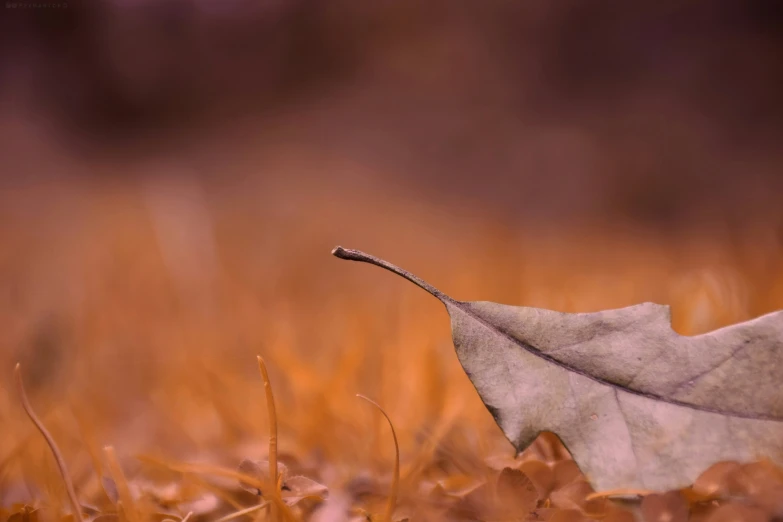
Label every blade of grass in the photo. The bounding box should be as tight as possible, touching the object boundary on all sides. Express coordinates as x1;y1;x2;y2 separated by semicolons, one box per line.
214;502;269;522
70;404;115;504
256;356;299;522
14;363;84;522
104;446;139;522
256;356;278;490
356;394;399;522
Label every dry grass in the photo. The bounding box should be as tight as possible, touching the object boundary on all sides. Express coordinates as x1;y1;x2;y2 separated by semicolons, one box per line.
1;175;782;521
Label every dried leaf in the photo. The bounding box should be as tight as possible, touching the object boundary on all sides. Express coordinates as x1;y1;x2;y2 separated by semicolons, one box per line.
7;506;39;522
309;492;352;522
531;508;589;522
332;246;783;492
101;478;120;505
281;475;329;508
178;493;220;515
442;475;486;498
725;461;783;516
601;504;638;522
236;459;289;495
704;503;768;522
495;467;538;514
484;454;521;471
549;479;594;512
551;461;582;490
90;515;120;522
284;475;329;498
519;460;555;499
344;473;382;501
640;491;688;522
691;461;741;499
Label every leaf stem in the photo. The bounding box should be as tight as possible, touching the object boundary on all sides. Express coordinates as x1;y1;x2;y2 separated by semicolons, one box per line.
357;394;399;522
332;246;450;303
14;363;85;522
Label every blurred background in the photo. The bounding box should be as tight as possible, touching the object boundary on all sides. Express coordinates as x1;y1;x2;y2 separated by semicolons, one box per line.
1;0;782;516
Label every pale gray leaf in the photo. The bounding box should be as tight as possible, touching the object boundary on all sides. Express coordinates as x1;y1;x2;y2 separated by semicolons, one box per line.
331;246;783;492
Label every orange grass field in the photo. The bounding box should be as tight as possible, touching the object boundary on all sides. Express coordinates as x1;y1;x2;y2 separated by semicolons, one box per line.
1;174;783;522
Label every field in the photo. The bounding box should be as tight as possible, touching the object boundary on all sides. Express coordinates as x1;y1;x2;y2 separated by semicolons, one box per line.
2;167;782;521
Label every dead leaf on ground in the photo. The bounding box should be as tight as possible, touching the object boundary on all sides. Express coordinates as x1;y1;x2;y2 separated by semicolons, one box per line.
725;460;783;516
531;507;590;522
550;460;585;493
519;460;555;499
100;478;119;506
236;459;289;496
495;467;539;514
89;515;119;522
332;246;783;492
640;491;688;522
704;503;768;522
281;475;330;508
690;461;741;499
601;503;638;522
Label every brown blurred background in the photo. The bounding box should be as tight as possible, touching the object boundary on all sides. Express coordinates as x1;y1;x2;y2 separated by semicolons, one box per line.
2;0;782;227
1;0;783;511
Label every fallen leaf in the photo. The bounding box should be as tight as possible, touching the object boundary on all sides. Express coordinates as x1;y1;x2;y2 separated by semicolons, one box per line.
332;246;783;491
495;467;538;513
281;475;330;507
101;478;120;505
640;491;688;522
484;454;521;471
90;515;120;522
284;475;329;498
531;507;589;522
549;480;595;512
236;459;289;496
6;506;39;522
519;460;555;499
691;461;740;499
433;474;486;499
725;461;783;516
344;473;382;501
601;503;638;522
309;492;351;522
550;461;582;490
178;493;220;516
704;503;768;522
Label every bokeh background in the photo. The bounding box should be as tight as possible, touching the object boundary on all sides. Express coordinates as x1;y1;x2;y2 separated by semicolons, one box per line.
1;0;782;518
